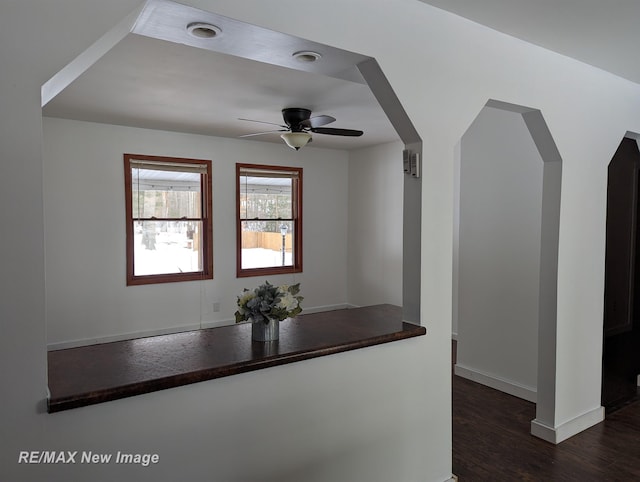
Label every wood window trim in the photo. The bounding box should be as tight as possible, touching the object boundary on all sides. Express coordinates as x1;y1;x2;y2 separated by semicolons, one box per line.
124;153;213;286
236;163;303;278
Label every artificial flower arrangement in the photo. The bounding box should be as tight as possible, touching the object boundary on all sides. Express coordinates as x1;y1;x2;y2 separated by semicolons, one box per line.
234;281;303;324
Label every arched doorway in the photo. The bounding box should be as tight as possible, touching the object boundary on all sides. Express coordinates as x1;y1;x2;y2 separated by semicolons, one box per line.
602;135;640;411
453;99;562;436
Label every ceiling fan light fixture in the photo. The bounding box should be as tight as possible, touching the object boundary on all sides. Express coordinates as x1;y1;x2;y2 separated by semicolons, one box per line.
292;51;322;63
186;22;222;39
281;132;312;150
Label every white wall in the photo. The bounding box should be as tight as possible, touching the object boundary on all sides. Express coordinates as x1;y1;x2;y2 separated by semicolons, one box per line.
455;106;542;400
8;0;640;480
42;118;349;346
452;141;461;337
231;0;640;442
348;141;404;307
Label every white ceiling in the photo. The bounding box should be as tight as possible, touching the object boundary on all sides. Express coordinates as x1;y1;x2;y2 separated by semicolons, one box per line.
44;1;640;151
42;1;399;151
419;0;640;85
43;34;397;150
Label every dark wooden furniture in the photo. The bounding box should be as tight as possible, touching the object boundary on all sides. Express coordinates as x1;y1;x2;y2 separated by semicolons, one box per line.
47;304;425;413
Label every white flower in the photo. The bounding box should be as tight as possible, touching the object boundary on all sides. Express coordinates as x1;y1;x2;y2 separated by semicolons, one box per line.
277;292;298;310
235;281;302;323
238;291;256;305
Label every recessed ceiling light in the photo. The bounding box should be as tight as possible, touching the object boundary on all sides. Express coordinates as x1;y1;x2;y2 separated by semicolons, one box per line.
186;22;222;39
292;51;322;63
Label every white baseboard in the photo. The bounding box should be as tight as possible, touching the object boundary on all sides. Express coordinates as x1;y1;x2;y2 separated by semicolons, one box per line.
454;363;537;403
47;321;226;351
47;304;351;351
531;405;605;444
451;332;458;341
303;303;352;314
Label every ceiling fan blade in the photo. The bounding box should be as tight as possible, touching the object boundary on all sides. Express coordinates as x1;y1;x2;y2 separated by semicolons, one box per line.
239;129;288;138
300;115;336;128
310;127;363;137
238;118;288;129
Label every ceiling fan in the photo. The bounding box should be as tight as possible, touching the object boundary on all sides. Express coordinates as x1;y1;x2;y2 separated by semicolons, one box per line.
239;107;363;150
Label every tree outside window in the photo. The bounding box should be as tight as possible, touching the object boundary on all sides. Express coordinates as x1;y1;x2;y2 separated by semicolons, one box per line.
124;154;213;285
236;164;302;277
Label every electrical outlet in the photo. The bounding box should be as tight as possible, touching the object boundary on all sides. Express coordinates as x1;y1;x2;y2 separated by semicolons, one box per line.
212;302;221;313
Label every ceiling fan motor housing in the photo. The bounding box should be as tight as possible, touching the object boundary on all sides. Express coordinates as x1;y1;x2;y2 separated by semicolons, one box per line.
239;108;362;146
282;108;312;132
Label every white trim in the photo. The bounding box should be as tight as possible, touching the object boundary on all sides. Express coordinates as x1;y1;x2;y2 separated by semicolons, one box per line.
47;304;351;350
41;4;144;106
302;303;352;314
451;332;458;341
530;406;605;444
47;322;211;350
454;363;537;403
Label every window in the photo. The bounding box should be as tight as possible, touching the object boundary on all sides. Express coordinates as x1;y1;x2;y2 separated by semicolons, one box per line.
237;164;302;277
124;154;213;285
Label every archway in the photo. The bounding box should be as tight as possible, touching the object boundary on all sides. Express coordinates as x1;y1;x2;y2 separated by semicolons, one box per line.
453;99;562;436
41;0;422;350
602;134;640;411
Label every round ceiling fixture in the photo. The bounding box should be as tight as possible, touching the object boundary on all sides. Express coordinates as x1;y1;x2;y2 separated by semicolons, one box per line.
186;22;222;39
292;51;322;63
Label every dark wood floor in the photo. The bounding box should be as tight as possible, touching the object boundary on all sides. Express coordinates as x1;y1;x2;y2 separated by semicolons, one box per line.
452;342;640;481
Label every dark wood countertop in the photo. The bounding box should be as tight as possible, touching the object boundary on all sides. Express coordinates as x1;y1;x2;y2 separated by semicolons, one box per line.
47;304;425;413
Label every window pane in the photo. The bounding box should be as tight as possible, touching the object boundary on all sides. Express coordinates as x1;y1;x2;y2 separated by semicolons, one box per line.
241;220;294;269
132;168;201;218
134;220;203;275
239;175;292;219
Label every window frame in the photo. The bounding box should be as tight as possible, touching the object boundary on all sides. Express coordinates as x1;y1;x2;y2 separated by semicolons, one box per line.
236;163;303;278
124;153;213;286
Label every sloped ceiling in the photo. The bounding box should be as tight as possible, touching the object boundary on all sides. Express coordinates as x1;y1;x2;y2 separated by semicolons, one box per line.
419;0;640;85
46;1;638;151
